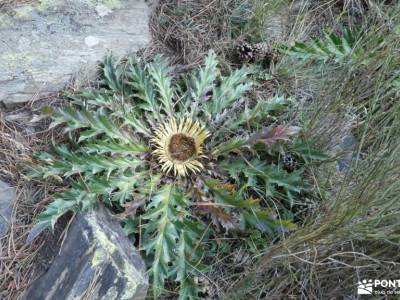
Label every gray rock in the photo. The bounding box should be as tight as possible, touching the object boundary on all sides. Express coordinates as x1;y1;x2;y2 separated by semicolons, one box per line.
0;0;152;107
0;180;15;237
340;135;357;151
23;204;148;300
337;134;357;172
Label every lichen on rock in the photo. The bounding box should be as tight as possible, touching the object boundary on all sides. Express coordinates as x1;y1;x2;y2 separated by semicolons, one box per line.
23;204;148;300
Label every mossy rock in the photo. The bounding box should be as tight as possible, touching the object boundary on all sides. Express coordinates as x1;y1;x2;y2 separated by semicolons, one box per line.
23;204;148;300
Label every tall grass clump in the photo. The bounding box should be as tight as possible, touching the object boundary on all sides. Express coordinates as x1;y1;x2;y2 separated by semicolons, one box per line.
228;1;400;298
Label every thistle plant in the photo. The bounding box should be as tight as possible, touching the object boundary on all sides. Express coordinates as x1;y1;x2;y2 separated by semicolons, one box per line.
30;51;310;299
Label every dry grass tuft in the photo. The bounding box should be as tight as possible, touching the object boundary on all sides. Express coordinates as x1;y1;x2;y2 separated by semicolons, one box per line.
0;184;46;300
227;1;400;298
0;99;64;300
145;0;252;68
231;240;400;299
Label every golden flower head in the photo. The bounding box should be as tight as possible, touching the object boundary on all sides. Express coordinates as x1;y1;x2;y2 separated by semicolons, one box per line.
152;117;209;177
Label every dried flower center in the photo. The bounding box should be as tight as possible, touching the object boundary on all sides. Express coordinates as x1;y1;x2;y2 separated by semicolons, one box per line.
168;133;196;161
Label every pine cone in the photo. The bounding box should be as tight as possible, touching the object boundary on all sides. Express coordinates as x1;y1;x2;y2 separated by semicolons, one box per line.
283;153;297;172
235;42;279;63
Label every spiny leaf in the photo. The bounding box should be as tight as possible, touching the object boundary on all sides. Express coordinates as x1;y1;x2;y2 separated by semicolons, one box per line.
83;171;150;204
191;50;219;101
68;90;114;108
287;28;364;63
212;137;247;156
227;95;287;130
265;168;305;194
241;210;296;234
147;55;175;116
46;106;132;143
120;111;153;137
33;145;143;178
30;188;98;240
32;199;77;231
178;277;203;300
127;57;161;120
205;179;259;208
68;89;153;137
198;201;239;231
204;67;253;116
142;185;187;298
102;54;124;92
204;178;290;234
219;159;306;208
83;139;149;154
175;229;204;300
253;125;301;146
293;142;329;161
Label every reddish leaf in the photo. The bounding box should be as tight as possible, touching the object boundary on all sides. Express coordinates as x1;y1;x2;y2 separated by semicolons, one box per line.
197;202;239;231
255;125;301;146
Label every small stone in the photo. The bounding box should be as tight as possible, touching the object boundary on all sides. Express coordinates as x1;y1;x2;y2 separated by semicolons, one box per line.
95;4;113;18
85;36;101;48
337;152;353;172
0;181;15;237
341;135;357;151
23;204;148;300
337;134;357;172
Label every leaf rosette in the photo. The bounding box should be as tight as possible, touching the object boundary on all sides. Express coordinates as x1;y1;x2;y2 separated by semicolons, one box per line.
29;51;312;299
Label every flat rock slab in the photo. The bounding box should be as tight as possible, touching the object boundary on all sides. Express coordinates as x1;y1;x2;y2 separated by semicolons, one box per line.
23;204;148;300
0;180;15;237
0;0;151;107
